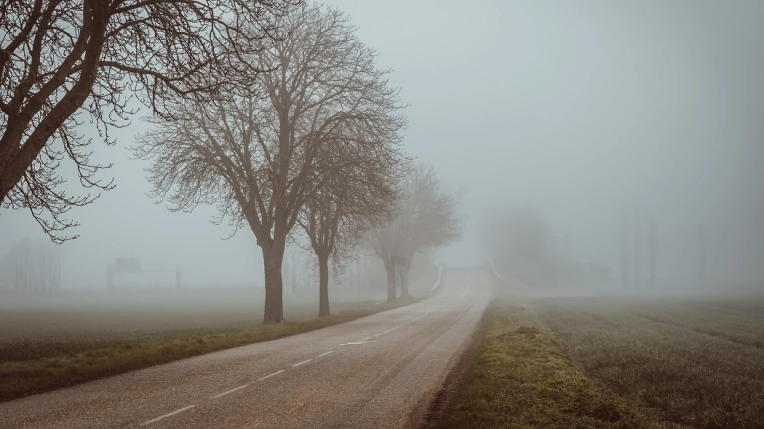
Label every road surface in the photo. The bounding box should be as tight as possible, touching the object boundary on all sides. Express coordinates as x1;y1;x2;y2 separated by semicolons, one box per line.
0;269;491;429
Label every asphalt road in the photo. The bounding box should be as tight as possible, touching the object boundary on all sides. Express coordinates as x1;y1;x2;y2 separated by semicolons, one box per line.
0;268;491;429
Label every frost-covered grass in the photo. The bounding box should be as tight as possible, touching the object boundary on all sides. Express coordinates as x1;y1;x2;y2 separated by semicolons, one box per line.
434;296;673;428
534;297;764;429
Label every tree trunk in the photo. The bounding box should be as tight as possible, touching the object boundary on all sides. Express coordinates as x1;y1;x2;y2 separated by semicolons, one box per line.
262;241;286;324
398;264;411;299
384;258;396;304
318;251;330;317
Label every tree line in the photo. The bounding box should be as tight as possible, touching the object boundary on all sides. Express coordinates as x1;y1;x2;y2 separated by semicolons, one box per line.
0;2;460;322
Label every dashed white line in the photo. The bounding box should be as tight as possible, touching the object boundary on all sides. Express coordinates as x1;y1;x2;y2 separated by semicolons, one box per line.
292;359;312;367
317;351;333;357
141;405;196;425
258;370;285;381
211;384;249;399
339;341;376;346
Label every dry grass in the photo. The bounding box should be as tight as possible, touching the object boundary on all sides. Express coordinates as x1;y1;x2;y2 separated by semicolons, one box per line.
435;294;673;428
0;289;411;403
534;297;764;429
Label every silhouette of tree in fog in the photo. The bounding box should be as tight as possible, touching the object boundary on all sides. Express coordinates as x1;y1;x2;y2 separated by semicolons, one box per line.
619;214;630;286
648;217;657;286
368;163;461;303
1;239;61;291
0;0;296;242
133;5;406;323
633;215;642;284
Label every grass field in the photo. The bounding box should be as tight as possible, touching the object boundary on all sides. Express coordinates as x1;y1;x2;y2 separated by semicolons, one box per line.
431;293;675;428
0;288;401;402
534;297;764;429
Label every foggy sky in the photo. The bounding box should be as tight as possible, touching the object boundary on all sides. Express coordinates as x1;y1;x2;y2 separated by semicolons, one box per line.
2;0;764;288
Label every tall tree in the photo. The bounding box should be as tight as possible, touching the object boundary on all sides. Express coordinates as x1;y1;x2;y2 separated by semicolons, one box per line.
0;0;295;242
298;138;404;316
133;5;406;323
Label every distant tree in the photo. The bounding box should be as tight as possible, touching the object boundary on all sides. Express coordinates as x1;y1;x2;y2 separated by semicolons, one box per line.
481;207;560;288
133;5;406;323
0;0;296;242
648;217;657;286
633;214;642;285
698;228;706;288
619;213;630;286
367;163;461;302
2;239;61;291
394;164;460;298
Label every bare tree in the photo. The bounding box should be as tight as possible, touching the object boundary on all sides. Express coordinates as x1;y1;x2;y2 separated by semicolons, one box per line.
298;139;404;316
648;217;656;286
368;163;461;302
133;5;406;323
698;227;706;288
0;0;296;242
619;213;630;286
394;164;460;298
2;238;61;291
633;214;642;285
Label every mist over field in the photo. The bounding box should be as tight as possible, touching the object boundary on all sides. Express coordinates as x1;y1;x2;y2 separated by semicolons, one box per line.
3;1;763;296
2;2;764;428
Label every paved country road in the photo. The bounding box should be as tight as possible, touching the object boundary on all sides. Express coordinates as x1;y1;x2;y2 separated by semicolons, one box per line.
0;269;491;429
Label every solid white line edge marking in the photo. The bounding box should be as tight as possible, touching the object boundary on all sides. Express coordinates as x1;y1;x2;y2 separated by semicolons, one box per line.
258;370;285;381
292;359;312;367
211;384;249;399
141;405;196;425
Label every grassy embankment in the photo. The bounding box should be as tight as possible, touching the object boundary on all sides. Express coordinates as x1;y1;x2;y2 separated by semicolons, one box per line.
433;293;678;428
0;291;415;403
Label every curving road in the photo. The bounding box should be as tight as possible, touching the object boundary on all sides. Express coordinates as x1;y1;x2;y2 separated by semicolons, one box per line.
0;268;491;429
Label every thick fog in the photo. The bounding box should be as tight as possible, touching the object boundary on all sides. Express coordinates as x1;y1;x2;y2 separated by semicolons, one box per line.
2;0;764;290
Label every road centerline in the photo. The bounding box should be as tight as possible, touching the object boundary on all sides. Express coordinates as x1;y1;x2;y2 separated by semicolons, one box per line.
292;359;312;367
258;370;285;381
140;405;196;425
211;384;249;399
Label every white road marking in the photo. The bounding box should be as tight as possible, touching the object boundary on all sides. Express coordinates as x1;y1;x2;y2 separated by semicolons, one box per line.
374;302;381;306
292;359;312;367
317;351;333;358
258;370;285;381
430;264;445;291
141;405;196;425
211;384;249;399
489;259;504;280
339;341;376;346
462;271;470;297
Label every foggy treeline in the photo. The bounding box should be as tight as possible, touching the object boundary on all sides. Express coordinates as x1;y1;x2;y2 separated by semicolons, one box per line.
0;2;460;321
